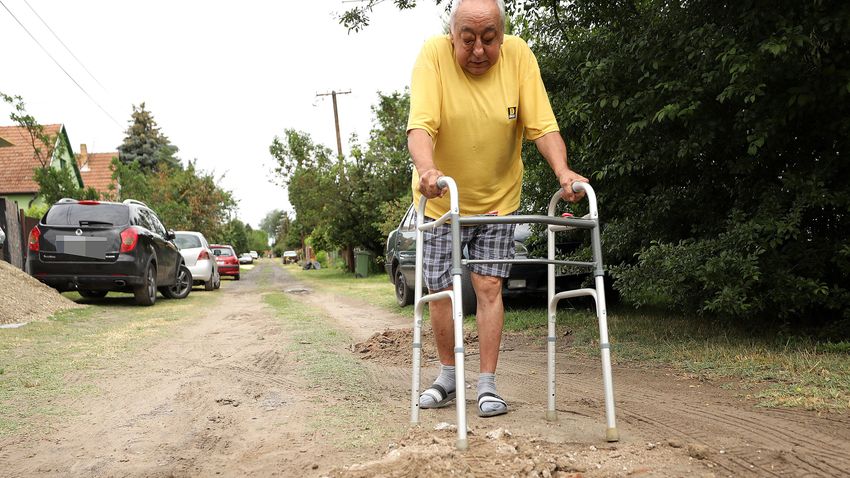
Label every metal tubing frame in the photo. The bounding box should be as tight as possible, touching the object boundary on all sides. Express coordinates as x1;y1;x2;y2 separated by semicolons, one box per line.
410;178;618;450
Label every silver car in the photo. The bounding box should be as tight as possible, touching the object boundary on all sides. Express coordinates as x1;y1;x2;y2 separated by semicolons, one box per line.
174;231;220;291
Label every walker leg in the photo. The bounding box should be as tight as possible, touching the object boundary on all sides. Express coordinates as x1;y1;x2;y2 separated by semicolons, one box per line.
594;275;619;442
452;274;468;450
410;308;423;425
546;305;557;421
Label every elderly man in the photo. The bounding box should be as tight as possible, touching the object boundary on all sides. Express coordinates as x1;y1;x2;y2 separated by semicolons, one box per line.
407;0;587;418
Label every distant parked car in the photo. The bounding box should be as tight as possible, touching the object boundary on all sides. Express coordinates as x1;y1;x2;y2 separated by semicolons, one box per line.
282;250;298;264
249;250;259;260
211;244;240;280
174;231;220;291
239;253;254;265
26;198;192;305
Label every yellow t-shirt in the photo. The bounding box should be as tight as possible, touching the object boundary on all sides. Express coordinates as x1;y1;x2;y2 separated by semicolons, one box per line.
407;34;559;219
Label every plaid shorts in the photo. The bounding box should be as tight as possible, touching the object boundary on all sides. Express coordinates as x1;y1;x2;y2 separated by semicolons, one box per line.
422;215;516;291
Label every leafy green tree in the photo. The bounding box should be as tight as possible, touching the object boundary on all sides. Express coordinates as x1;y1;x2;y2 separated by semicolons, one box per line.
117;103;180;171
112;159;235;238
2;92;99;204
248;229;269;254
270;91;413;271
217;218;249;254
514;0;850;329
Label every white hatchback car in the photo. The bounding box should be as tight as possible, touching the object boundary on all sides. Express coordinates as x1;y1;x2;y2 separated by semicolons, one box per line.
174;231;220;291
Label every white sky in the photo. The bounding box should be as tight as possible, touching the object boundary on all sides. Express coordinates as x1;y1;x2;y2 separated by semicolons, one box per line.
0;0;446;228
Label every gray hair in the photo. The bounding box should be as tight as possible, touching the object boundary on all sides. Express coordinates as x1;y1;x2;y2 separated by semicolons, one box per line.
448;0;506;33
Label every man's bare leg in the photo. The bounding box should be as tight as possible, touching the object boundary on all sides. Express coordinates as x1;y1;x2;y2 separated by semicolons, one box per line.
472;272;508;416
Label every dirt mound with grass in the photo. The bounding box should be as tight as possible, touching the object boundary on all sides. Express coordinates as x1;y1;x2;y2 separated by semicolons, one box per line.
0;260;82;324
352;328;481;365
327;426;691;478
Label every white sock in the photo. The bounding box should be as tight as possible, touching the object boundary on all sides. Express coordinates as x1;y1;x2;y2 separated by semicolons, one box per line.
420;364;456;406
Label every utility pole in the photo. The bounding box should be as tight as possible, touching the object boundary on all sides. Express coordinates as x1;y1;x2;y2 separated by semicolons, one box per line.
315;89;351;161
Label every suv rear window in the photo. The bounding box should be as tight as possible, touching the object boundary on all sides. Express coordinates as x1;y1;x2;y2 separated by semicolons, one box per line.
212;247;233;256
44;203;129;226
175;234;202;249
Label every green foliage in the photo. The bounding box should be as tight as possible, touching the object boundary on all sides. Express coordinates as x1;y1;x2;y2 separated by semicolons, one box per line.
117;103;180;171
112;158;235;238
269;90;413;262
511;0;850;329
217;219;249;254
33;167;99;205
248;229;269;254
1;93;54;168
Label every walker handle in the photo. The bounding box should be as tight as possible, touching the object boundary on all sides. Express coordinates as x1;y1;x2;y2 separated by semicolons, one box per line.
436;176;449;189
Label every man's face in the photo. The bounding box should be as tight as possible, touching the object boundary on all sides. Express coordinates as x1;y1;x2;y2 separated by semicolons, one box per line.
451;0;503;76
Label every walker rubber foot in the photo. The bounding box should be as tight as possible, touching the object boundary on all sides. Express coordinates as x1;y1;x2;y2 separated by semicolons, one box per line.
545;410;558;422
606;427;620;442
456;438;468;451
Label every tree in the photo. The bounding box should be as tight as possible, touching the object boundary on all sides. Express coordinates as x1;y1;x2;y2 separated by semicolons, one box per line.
117;103;180;171
269;91;413;271
112;159;236;239
1;92;99;204
217;218;249;254
515;0;850;330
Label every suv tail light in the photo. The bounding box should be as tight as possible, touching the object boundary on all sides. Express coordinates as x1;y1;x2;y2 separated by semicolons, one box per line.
28;225;41;252
120;227;140;252
78;200;100;205
198;250;210;261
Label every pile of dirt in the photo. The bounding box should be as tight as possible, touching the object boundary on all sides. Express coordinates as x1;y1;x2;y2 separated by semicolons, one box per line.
352;328;481;365
0;260;83;325
326;426;698;478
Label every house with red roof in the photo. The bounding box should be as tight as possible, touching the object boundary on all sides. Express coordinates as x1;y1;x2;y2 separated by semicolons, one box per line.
0;124;82;210
76;144;119;200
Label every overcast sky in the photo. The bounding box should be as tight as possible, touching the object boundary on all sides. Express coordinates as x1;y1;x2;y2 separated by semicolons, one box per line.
0;0;445;228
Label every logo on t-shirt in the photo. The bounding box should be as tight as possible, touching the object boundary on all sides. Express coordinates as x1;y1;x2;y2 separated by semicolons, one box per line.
507;107;517;119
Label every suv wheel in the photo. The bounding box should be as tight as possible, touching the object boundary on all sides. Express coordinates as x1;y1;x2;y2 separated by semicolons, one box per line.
134;263;157;306
163;265;192;299
394;269;413;306
79;290;108;299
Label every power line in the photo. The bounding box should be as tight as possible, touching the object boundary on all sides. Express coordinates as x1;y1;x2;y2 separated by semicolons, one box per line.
0;0;122;129
21;0;108;91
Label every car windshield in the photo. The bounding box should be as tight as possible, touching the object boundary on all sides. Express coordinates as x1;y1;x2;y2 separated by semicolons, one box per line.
174;234;202;250
212;247;233;256
44;204;129;226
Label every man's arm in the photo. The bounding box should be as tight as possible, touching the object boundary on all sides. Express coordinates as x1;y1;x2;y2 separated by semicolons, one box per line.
408;128;446;199
534;131;588;203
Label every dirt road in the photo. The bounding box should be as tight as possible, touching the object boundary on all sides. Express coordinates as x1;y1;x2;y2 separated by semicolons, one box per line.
1;260;848;477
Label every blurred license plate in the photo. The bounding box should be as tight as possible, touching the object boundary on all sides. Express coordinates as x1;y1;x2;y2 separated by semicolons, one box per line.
58;236;107;259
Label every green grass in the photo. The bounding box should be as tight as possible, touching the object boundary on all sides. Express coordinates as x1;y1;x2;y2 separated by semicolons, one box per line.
0;290;218;435
286;264;406;314
284;267;850;413
263;291;400;449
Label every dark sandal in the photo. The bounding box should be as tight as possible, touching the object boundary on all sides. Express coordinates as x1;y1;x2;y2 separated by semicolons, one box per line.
477;392;508;417
419;383;456;409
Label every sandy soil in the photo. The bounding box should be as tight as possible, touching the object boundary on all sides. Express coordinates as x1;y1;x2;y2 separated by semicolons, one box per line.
1;260;848;477
0;260;82;325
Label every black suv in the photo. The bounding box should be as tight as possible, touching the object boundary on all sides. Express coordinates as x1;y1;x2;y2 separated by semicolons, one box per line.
26;198;192;306
385;205;583;312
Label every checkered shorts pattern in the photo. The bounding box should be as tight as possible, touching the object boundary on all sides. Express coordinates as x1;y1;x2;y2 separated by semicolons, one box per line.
422;215;516;291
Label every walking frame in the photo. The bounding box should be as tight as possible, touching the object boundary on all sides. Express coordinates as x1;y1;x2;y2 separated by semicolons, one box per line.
409;176;619;450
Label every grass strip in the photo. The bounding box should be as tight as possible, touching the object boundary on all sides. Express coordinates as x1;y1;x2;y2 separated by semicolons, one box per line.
0;291;215;435
286;267;850;412
263;291;400;449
